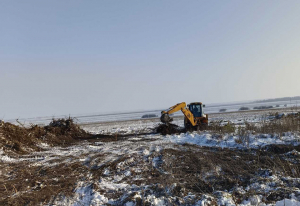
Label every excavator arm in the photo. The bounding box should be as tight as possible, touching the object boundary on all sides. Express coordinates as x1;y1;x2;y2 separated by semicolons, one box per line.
161;102;197;126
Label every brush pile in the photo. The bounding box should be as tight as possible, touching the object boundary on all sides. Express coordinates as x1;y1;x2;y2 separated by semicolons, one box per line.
0;118;89;154
156;123;185;135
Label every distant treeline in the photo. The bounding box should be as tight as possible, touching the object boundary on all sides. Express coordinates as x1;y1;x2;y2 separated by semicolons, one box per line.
254;96;300;103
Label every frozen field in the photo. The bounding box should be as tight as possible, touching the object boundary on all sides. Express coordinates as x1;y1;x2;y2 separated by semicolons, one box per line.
1;109;300;205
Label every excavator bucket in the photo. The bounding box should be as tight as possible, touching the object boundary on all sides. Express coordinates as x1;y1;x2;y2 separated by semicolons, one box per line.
160;113;173;124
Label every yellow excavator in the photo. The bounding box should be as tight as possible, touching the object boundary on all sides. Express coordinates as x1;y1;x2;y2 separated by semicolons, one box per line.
160;102;208;130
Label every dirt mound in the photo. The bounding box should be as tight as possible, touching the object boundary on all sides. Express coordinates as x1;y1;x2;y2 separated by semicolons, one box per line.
156;123;185;135
0;118;90;154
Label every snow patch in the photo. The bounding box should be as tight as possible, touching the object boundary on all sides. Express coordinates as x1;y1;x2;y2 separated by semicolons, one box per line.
1;155;16;162
276;198;300;206
165;132;300;149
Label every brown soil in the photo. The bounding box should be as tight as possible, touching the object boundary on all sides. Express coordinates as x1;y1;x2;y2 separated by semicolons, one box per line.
262;144;300;154
0;161;88;206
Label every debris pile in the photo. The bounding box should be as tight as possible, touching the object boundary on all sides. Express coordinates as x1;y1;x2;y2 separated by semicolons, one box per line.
45;118;89;139
0;118;89;154
156;123;185;135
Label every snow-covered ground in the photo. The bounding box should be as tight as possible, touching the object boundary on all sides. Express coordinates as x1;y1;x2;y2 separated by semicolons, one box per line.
1;111;300;205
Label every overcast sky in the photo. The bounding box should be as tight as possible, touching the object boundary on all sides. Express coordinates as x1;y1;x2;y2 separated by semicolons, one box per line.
1;1;300;119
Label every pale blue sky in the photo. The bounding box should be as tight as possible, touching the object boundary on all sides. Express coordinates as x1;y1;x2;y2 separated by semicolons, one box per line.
1;1;300;119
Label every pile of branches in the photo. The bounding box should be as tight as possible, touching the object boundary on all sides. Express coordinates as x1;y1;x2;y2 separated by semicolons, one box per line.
156;123;185;135
45;118;88;138
0;118;89;154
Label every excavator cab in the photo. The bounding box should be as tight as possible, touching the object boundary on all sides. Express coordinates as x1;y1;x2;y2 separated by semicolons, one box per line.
188;103;203;118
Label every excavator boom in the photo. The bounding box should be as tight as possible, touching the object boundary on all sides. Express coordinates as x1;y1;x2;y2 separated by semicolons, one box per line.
161;102;197;126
